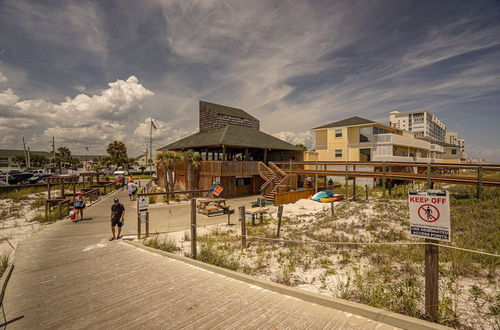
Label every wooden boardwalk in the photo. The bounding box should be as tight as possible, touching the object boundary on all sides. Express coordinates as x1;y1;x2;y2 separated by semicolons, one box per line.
3;189;443;329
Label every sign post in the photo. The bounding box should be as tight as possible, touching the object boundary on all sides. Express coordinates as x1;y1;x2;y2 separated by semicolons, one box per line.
409;189;450;322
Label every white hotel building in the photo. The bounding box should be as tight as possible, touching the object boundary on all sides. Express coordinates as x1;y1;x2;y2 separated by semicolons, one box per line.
389;110;446;143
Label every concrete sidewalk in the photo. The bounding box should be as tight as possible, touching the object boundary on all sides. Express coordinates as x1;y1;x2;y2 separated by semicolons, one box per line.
2;188;444;329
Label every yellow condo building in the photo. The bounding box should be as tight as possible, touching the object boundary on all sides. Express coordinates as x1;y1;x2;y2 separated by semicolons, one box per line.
308;116;460;163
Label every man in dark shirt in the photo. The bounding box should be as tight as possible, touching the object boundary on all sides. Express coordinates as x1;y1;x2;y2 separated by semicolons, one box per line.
109;198;125;241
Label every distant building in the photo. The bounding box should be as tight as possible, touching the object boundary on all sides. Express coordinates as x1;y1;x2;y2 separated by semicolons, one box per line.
0;149;105;169
445;132;467;161
389;110;446;142
435;142;463;164
0;149;52;168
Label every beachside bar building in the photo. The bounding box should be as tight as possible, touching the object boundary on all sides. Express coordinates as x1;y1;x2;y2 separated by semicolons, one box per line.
157;101;302;197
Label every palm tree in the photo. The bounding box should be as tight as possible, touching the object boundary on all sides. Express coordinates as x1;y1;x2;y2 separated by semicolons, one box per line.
100;156;114;170
181;150;201;197
12;155;25;168
55;146;72;173
157;151;181;193
106;141;128;169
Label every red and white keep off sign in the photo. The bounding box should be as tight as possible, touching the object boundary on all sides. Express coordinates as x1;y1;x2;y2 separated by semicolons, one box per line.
408;190;450;242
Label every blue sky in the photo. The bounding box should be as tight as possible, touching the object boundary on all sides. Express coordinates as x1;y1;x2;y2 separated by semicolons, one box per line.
0;0;499;160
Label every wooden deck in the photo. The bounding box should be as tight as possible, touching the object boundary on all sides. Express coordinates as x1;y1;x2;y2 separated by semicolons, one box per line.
3;188;444;329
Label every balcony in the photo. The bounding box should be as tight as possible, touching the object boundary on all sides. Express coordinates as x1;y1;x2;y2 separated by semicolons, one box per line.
373;134;430;149
372;155;443;163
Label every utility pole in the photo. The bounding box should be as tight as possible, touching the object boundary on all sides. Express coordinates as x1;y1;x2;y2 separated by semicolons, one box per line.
149;119;153;174
27;146;31;168
22;137;28;169
52;136;56;159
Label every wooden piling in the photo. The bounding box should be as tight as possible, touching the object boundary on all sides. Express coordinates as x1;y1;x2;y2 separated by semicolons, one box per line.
276;205;283;238
137;199;141;239
352;164;356;200
476;164;483;199
426;163;431;189
425;240;439;322
365;184;368;201
382;161;386;197
190;198;197;259
239;206;246;249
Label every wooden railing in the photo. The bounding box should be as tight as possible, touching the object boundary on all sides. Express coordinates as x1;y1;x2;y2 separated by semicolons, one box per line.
173;161;260;177
272;160;500;199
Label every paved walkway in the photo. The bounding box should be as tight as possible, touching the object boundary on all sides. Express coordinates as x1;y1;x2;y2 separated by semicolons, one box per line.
2;189;434;329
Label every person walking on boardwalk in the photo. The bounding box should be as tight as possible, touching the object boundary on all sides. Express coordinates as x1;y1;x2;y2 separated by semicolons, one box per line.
73;193;86;222
109;198;125;241
127;180;137;201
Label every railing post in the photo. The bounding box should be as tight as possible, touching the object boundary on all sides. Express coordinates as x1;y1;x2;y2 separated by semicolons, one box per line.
476;164;483;199
239;206;246;249
344;161;349;198
314;160;318;194
145;211;149;238
426;163;431;189
352;164;356;200
425;240;439;322
276;205;283;238
190;198;197;259
382;161;386;197
137;198;141;239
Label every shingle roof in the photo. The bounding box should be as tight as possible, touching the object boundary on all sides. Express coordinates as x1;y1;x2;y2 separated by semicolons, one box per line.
201;101;258;121
311;116;375;130
159;124;302;151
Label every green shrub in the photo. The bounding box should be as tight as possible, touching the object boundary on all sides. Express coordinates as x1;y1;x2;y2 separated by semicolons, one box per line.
144;235;179;253
198;239;240;271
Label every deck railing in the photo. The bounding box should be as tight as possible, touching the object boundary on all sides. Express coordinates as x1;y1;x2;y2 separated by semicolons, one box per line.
173;161;260;177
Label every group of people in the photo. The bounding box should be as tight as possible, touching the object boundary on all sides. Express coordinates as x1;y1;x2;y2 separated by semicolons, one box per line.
70;176;137;241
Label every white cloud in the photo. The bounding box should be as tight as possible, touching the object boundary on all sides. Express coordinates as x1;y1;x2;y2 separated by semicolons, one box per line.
131;117;191;153
0;72;7;83
272;131;314;150
74;85;86;92
0;76;154;154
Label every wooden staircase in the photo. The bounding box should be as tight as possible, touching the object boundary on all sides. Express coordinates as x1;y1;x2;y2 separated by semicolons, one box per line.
258;162;292;201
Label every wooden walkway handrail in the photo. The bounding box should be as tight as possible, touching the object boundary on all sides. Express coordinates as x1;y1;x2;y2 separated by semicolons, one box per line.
287;169;500;186
138;189;210;197
273;160;500;169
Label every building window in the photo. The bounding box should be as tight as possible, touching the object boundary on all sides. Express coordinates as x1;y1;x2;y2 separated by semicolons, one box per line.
359;127;373;142
334;149;342;158
236;178;251;186
335;129;342;138
373;127;390;135
451;149;457;155
359;148;371;161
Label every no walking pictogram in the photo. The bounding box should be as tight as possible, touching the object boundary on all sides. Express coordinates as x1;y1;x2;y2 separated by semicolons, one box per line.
408;190;451;242
418;204;440;222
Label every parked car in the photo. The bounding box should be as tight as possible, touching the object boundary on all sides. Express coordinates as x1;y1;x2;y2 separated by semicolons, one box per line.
112;170;129;176
9;173;34;185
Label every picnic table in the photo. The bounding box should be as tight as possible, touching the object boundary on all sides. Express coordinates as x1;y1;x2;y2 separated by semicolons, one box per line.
197;198;228;216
